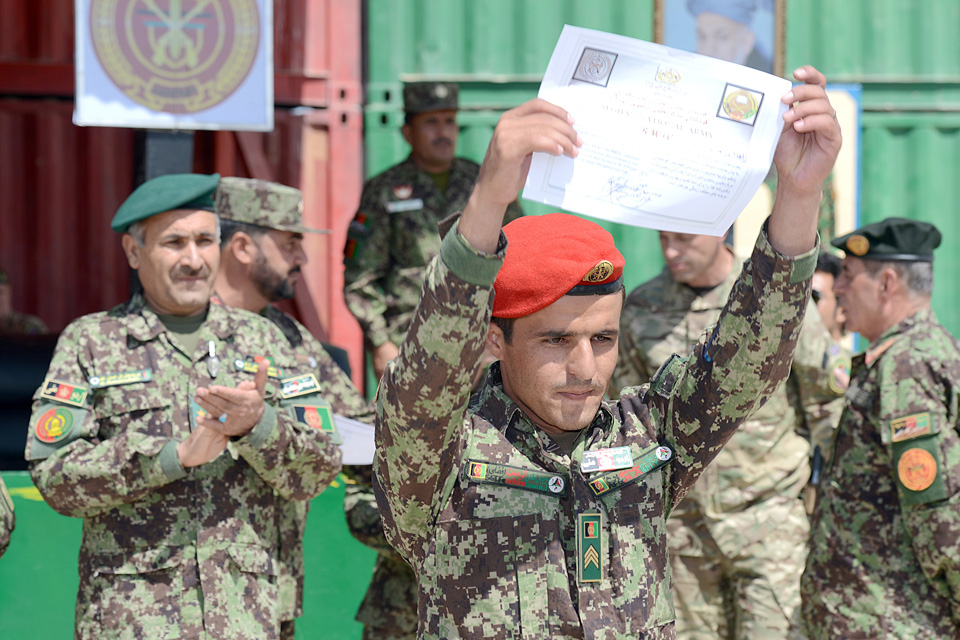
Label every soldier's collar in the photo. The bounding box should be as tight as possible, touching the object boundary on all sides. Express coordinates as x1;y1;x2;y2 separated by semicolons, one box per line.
125;295;233;344
863;306;935;367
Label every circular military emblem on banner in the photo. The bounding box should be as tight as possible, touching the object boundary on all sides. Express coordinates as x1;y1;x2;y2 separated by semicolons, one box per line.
722;89;760;122
90;0;261;114
898;448;937;492
36;408;75;444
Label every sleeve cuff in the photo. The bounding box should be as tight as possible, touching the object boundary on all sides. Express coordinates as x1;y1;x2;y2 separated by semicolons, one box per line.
755;221;821;284
159;439;187;481
236;403;278;450
439;220;506;287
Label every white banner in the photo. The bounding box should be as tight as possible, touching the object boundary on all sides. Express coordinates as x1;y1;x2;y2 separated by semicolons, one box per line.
74;0;273;131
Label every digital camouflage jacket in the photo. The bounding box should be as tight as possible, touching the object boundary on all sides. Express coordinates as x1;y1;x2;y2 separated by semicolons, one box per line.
374;222;816;639
343;156;522;349
26;296;342;639
0;472;13;558
802;307;960;639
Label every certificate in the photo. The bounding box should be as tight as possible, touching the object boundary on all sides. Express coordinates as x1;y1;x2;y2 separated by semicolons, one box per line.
523;26;792;236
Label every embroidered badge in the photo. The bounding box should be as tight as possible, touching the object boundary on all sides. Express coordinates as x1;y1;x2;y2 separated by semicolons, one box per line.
464;460;567;498
292;405;335;432
587;445;673;497
88;368;152;389
233;356;283;379
581;446;633;473
35;407;75;443
392;185;413;199
898;448;937;492
577;512;603;583
280;373;321;399
846;234;870;256
891;412;932;443
582;260;614;283
39;379;89;408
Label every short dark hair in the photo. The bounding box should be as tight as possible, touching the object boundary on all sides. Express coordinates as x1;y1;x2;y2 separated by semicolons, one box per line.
220;218;268;249
816;251;842;277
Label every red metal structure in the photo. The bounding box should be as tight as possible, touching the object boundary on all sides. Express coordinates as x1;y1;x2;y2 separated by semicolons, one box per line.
0;0;366;387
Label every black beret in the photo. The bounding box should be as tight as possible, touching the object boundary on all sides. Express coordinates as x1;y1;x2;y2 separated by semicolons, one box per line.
831;217;941;262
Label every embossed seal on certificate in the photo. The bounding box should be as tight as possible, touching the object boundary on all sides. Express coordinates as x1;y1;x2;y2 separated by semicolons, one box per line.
717;83;764;126
573;47;618;87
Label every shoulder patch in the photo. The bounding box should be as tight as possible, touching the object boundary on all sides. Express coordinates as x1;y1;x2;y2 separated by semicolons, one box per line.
291;404;335;433
280;373;321;399
650;354;685;397
890;412;933;443
28;402;89;460
898;447;937;492
39;379;89;407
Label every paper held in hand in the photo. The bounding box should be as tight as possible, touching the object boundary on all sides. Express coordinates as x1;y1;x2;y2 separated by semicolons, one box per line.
522;25;792;236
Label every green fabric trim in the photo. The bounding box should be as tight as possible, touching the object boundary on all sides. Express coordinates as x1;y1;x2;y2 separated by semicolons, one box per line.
158;439;187;481
439;221;504;286
787;235;821;284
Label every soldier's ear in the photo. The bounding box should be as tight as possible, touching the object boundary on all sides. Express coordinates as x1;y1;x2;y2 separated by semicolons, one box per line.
121;234;141;269
401;124;413;146
232;232;258;266
486;324;505;359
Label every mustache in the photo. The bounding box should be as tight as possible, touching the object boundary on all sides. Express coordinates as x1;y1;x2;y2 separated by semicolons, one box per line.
554;382;604;395
174;265;210;278
288;266;302;276
433;138;453;146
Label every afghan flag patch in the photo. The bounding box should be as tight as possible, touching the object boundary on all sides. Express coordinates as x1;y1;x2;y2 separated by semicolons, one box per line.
292;405;335;432
39;379;89;408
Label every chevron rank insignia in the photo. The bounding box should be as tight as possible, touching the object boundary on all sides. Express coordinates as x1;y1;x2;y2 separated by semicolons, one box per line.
578;512;603;583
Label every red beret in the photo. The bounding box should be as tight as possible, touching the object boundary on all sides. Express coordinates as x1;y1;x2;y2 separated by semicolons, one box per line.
493;213;625;318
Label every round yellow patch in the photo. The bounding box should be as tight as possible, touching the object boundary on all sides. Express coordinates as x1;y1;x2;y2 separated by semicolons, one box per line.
583;260;614;283
898;448;937;492
846;234;870;256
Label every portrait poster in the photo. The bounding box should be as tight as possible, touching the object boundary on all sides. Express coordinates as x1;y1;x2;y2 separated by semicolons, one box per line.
74;0;274;131
655;0;784;77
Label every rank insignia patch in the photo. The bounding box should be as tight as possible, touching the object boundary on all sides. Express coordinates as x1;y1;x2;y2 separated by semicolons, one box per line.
292;405;335;432
39;379;89;408
463;460;567;498
891;412;932;442
280;373;321;399
35;407;75;443
577;512;603;583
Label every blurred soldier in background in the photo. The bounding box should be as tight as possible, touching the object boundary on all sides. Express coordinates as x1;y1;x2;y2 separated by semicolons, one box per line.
0;470;13;558
214;177;375;640
0;268;47;335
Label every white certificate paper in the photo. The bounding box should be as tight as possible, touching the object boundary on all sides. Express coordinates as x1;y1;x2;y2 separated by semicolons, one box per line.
335;414;375;465
523;26;792;236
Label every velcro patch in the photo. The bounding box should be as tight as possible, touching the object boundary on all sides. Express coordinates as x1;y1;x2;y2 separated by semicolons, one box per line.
891;412;932;443
28;402;89;460
898;447;937;492
587;445;673;497
88;368;153;389
35;407;75;443
292;404;335;432
577;512;603;583
39;379;89;408
464;460;567;498
280;373;321;399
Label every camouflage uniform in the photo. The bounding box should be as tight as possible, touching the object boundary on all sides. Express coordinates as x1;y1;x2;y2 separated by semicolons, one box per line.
258;306;377;634
801;307;960;639
611;254;845;639
0;472;14;558
373;220;817;639
0;310;48;335
343;156;524;350
25;295;342;639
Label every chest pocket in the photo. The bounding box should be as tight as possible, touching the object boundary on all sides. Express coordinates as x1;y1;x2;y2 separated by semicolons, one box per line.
93;381;174;441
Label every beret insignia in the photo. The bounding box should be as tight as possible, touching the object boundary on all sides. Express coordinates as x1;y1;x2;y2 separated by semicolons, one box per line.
846;235;870;256
583;260;614;283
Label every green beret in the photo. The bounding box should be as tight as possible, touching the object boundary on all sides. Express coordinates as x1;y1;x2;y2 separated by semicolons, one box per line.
215;177;328;234
112;173;220;233
403;82;458;115
831;217;941;262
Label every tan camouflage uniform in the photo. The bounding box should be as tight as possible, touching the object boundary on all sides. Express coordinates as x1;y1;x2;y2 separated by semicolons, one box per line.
0;471;14;558
373;220;817;639
802;308;960;639
25;295;342;639
611;252;844;640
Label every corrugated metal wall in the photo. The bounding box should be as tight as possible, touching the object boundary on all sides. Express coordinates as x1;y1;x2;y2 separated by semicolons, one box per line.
362;0;664;293
787;0;960;335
